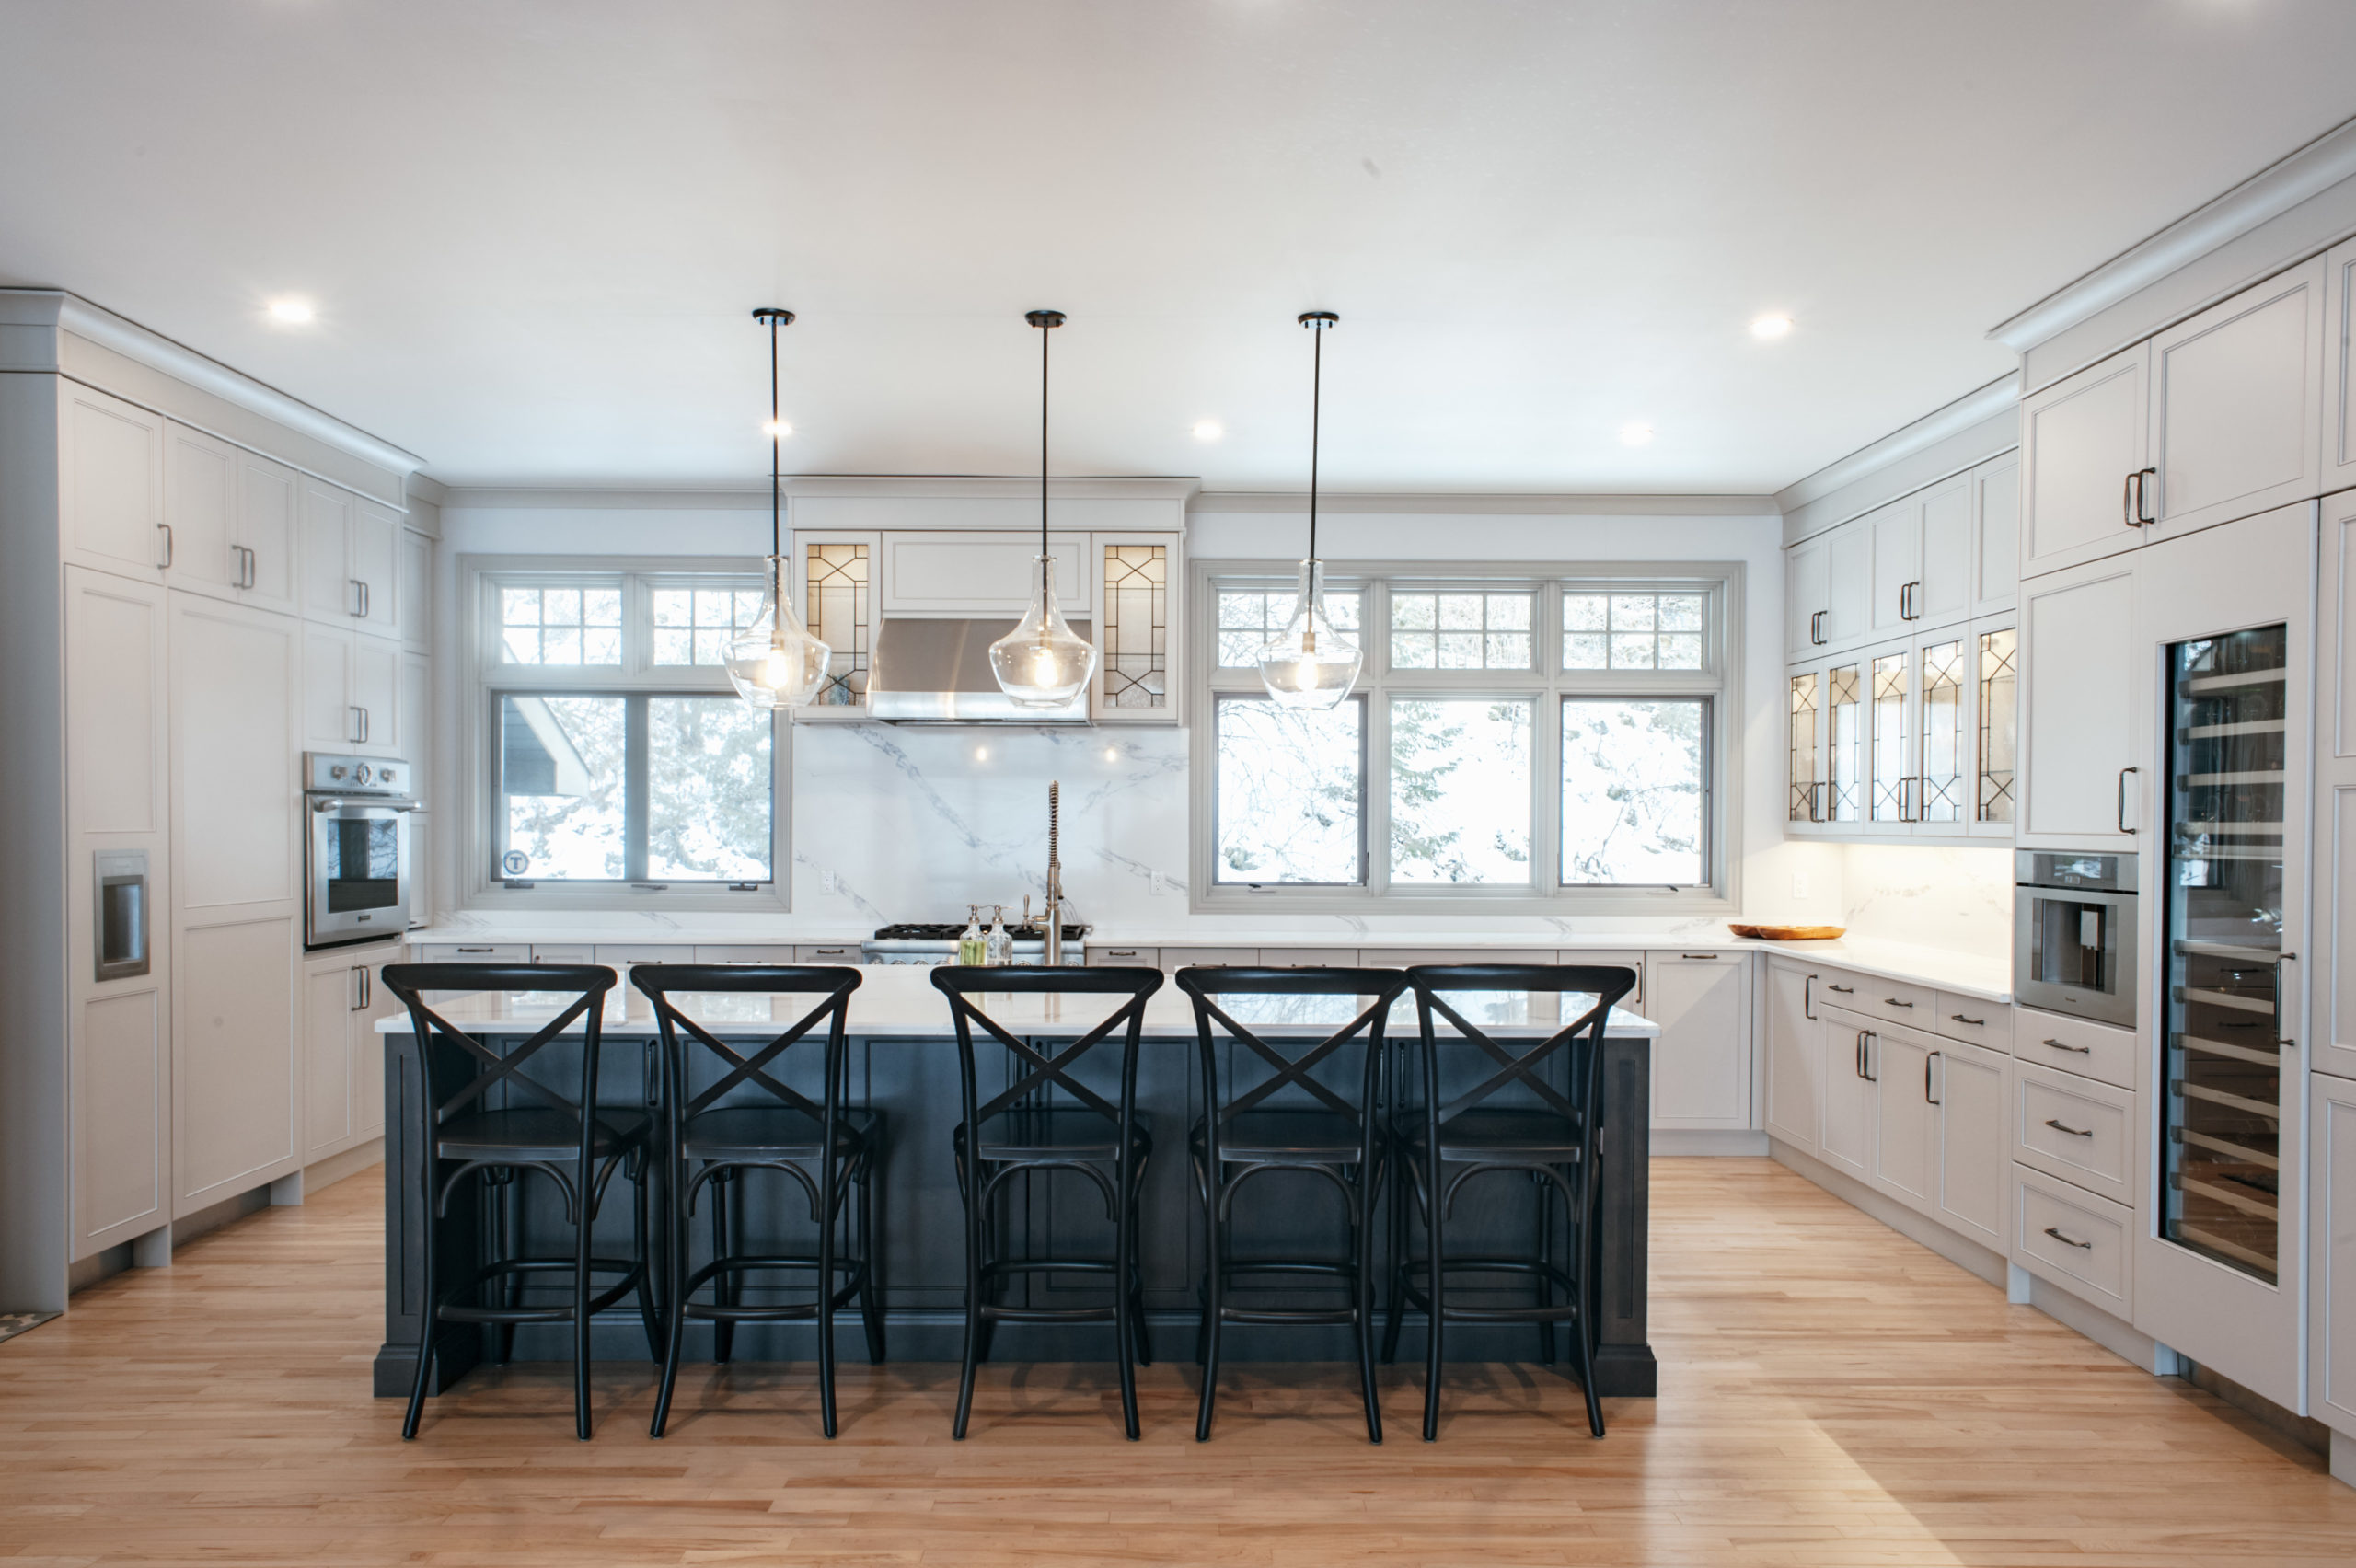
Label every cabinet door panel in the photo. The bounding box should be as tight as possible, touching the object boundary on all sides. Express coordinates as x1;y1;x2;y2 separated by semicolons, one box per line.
304;625;355;749
173;597;301;910
304;963;355;1157
1972;454;2021;617
1785;536;1829;662
1819;1018;1876;1177
1933;1041;2005;1248
2148;256;2324;540
1824;521;1871;647
352;502;402;636
1868;502;1919;637
2018;561;2137;847
1763;963;1821;1149
1873;1028;1936;1213
163;422;237;599
66;571;167;836
356;959;393;1138
2314;1074;2356;1431
398;528;432;648
1916;477;1971;628
2021;346;2147;576
176;915;297;1211
350;637;398;755
1644;953;1749;1129
64;383;164;580
882;532;1089;617
236;451;301;615
2325;238;2356;494
300;481;354;621
75;989;166;1251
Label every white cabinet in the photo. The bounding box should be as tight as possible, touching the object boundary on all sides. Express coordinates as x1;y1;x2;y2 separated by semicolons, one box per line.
2313;490;2356;1083
2314;1072;2356;1436
301;479;401;638
2016;555;2140;847
880;531;1089;617
2145;254;2325;542
305;948;395;1161
1094;533;1182;722
161;423;301;616
398;527;432;650
1970;453;2020;618
1763;961;1822;1149
1820;1013;1876;1179
1868;500;1919;638
399;651;430;924
2324;236;2356;497
64;568;172;1259
304;623;401;754
1862;476;1970;636
1872;1024;1938;1211
61;380;166;582
1785;533;1830;662
1931;1039;2007;1248
1643;952;1750;1131
2020;344;2149;577
174;914;299;1214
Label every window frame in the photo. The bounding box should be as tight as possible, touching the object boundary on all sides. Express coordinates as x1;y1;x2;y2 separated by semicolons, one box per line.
1187;557;1741;915
461;555;790;913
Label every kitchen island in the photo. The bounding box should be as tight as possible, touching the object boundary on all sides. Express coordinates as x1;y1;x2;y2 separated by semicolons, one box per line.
372;965;1662;1400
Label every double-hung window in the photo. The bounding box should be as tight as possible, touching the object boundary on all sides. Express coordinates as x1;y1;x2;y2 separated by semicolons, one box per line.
1193;561;1736;911
469;561;783;906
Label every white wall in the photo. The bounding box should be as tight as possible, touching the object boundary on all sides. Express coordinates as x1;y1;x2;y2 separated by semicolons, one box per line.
434;496;1831;939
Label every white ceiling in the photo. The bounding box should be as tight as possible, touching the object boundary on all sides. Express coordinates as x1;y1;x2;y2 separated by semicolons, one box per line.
4;1;2354;492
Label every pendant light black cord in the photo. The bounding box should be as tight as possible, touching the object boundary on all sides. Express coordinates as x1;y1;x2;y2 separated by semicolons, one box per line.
769;314;781;559
1308;320;1322;562
1040;317;1049;559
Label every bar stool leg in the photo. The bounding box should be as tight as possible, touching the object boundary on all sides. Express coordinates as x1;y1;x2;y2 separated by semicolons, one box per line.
1195;1159;1225;1443
1535;1170;1555;1366
710;1170;735;1366
402;1157;444;1440
1355;1160;1383;1445
953;1142;985;1441
573;1163;596;1441
650;1159;691;1438
1381;1154;1413;1366
1113;1154;1139;1441
633;1152;663;1362
857;1149;885;1365
1422;1153;1445;1444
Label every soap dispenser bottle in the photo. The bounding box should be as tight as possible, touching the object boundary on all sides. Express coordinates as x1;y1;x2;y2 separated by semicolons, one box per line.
985;904;1012;967
958;905;987;967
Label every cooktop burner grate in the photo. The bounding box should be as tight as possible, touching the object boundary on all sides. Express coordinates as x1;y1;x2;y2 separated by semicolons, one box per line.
871;923;1089;942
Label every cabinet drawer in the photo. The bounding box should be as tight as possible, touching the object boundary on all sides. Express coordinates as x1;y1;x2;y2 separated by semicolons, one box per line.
1849;976;1934;1028
1935;993;2009;1048
795;942;860;963
1089;945;1160;968
528;944;595;966
694;944;795;965
1258;948;1361;968
1562;949;1646;1006
592;944;672;967
2015;1063;2133;1205
2015;1164;2133;1316
2013;1009;2134;1090
1163;947;1260;969
417;942;530;963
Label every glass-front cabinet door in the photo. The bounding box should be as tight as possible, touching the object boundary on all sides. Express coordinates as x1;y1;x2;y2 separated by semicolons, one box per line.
1917;636;1968;825
1976;626;2016;831
2158;621;2291;1286
1869;649;1911;825
1787;670;1821;824
1828;660;1864;824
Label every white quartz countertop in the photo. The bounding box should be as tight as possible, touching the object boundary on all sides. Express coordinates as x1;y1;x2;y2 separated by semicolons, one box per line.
377;963;1658;1041
405;926;2012;1004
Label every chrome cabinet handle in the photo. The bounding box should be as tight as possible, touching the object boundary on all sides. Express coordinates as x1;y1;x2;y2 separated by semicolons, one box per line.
2041;1037;2092;1055
1810;609;1827;646
1949;1012;1984;1026
2117;767;2138;834
2122;471;2139;530
2134;467;2157;525
349;578;365;617
349;706;365;743
1803;974;1816;1020
2276;953;2298;1050
2044;1226;2093;1251
1859;1031;1877;1082
157;523;173;568
1925;1050;1941;1105
2044;1118;2093;1137
1854;1030;1866;1078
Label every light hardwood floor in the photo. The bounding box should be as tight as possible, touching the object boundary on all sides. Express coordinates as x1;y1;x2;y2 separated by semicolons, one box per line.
3;1158;2351;1565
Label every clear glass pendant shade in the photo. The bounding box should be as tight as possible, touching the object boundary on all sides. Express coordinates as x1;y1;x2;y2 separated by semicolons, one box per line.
989;556;1098;709
1257;559;1362;709
724;556;831;710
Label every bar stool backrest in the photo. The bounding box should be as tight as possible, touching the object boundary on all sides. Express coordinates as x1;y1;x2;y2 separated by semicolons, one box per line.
929;965;1165;1132
1173;966;1410;1151
630;964;861;1126
1400;963;1635;1135
379;963;620;1154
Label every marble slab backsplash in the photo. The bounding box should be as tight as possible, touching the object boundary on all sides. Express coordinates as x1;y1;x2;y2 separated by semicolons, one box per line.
1836;842;2014;961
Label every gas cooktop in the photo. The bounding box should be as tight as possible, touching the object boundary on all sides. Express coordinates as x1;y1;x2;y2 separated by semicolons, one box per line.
871;923;1089;942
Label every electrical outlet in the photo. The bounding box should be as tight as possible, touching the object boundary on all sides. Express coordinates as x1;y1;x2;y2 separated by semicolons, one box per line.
820;869;839;895
1792;872;1810;899
1150;870;1168;896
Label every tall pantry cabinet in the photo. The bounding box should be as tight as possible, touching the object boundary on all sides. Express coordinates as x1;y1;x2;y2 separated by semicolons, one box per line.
0;291;427;1316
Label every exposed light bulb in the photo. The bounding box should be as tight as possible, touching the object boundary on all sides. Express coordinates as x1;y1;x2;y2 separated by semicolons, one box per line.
764;419;792;437
267;298;314;324
1193;420;1223;441
1750;312;1794;340
1619;422;1655;446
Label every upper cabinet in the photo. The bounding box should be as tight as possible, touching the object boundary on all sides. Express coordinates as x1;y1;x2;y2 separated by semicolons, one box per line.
398;527;433;650
879;530;1090;617
2020;254;2327;581
2319;235;2356;496
2144;253;2325;541
61;381;166;582
2020;344;2149;577
161;422;302;617
301;478;401;639
1784;513;1876;660
1970;453;2019;618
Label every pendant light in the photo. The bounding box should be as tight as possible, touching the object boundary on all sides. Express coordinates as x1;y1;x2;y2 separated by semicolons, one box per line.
1257;311;1361;709
724;306;832;710
988;309;1098;709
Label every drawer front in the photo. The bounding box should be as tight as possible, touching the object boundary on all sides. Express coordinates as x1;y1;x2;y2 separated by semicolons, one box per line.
593;944;674;966
1380;948;1555;966
795;942;860;963
1259;947;1362;968
1847;975;1934;1028
1935;992;2010;1048
2013;1009;2135;1090
1562;949;1646;1007
2015;1062;2133;1204
2015;1165;2133;1315
417;942;530;963
694;944;796;965
527;944;595;965
1088;945;1160;968
1163;947;1261;969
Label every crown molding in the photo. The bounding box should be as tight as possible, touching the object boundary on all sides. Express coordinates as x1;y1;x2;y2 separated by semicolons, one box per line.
1988;111;2356;353
0;289;424;475
1773;373;2019;520
1189;491;1777;516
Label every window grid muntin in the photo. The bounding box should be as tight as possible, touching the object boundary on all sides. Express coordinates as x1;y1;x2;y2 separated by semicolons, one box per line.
650;581;768;668
1388;589;1535;672
1561;587;1709;673
498;577;625;667
1214;583;1363;670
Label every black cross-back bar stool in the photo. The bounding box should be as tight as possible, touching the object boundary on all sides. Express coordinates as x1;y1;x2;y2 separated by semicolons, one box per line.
631;963;882;1440
1175;965;1410;1444
1385;963;1635;1441
930;964;1164;1441
378;963;661;1441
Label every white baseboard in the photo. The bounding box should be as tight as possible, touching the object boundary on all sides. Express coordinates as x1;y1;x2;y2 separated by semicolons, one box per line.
1653;1129;1770;1156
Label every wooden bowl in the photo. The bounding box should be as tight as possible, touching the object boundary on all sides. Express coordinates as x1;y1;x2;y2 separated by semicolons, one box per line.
1727;923;1846;941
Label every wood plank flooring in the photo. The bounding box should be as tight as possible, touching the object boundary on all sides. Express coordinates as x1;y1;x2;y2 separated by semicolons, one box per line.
3;1158;2351;1565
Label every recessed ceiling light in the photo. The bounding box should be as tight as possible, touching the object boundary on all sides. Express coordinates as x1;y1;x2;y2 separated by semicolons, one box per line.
1750;312;1794;340
1192;420;1222;441
763;419;792;438
1619;422;1655;447
267;298;314;324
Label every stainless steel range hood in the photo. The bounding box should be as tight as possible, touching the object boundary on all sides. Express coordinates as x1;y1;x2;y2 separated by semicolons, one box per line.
866;617;1094;722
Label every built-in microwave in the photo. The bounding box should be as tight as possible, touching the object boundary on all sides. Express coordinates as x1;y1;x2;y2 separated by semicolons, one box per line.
2014;850;2137;1028
304;752;420;950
